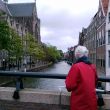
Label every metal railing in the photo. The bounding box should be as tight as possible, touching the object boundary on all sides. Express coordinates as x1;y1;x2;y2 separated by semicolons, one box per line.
0;71;110;99
0;71;110;81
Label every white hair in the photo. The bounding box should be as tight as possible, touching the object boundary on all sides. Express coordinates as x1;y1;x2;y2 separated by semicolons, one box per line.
75;46;89;59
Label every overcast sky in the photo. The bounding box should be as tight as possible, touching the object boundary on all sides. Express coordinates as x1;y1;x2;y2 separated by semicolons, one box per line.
8;0;99;52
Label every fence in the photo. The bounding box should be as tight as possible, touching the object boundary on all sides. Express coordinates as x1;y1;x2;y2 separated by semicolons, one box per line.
0;71;110;110
0;71;110;94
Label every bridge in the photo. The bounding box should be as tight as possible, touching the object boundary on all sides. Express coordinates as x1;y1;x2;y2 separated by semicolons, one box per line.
0;71;110;110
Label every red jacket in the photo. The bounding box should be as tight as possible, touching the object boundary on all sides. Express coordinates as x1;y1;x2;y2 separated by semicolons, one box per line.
65;62;97;110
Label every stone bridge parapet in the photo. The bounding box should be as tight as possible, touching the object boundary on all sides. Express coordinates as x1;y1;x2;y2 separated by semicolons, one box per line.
0;87;109;110
0;87;70;110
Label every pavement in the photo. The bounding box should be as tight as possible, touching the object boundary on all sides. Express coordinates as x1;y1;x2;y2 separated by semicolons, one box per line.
1;62;48;72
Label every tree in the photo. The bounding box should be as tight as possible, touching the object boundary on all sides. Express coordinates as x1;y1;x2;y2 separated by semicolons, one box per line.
0;20;11;50
42;44;62;62
9;28;23;59
24;33;45;64
6;28;23;70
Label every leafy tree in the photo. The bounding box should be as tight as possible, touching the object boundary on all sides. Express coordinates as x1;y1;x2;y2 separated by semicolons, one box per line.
0;20;11;50
24;33;45;61
42;44;62;62
9;28;23;59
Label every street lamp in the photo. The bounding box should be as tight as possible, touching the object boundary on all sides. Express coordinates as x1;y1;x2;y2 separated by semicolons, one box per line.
0;49;8;71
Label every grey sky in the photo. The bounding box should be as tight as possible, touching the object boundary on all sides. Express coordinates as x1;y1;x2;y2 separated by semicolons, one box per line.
9;0;99;52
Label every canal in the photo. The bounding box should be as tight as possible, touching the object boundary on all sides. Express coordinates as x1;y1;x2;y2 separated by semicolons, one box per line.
9;61;71;91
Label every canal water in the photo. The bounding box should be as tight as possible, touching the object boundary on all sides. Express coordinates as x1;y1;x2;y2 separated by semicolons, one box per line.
21;61;71;91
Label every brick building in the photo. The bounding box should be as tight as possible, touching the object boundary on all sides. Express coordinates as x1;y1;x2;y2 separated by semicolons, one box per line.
79;0;108;75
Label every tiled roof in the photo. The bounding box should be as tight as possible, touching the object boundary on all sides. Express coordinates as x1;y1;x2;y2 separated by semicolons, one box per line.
7;3;35;17
101;0;109;15
0;0;7;12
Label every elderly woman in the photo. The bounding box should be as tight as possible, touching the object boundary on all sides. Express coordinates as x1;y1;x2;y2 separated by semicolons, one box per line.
65;45;98;110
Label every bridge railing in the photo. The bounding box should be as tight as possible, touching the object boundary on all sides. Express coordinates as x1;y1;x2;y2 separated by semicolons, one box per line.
0;71;110;99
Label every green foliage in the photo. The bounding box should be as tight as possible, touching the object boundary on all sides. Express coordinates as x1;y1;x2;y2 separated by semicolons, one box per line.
0;11;6;16
0;20;23;60
42;44;62;62
24;33;45;60
0;19;63;63
0;20;11;50
9;28;23;59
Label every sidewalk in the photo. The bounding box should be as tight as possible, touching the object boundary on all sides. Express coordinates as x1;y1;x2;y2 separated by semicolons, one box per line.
3;62;52;72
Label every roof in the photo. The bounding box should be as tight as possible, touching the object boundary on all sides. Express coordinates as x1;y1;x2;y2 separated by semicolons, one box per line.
101;0;109;16
7;3;35;17
0;0;7;12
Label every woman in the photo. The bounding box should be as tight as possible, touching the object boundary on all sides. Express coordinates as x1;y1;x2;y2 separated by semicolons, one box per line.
65;45;97;110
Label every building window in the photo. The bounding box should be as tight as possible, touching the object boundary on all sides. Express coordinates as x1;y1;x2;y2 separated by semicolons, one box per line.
109;12;110;22
108;51;110;67
103;59;105;68
103;36;105;44
108;30;110;43
99;39;101;46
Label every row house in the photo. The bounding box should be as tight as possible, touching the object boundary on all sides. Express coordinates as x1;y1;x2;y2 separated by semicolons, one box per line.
96;0;107;75
79;0;108;75
79;0;110;90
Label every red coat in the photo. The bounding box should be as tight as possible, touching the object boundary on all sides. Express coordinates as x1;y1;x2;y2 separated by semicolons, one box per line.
65;62;97;110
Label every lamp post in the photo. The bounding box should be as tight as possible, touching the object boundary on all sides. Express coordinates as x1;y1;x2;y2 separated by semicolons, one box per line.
24;33;27;72
0;49;8;71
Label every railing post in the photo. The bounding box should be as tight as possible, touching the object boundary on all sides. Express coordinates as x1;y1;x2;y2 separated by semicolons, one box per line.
13;77;23;99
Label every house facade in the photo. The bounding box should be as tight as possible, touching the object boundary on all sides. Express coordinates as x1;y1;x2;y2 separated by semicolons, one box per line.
79;0;110;90
79;0;108;75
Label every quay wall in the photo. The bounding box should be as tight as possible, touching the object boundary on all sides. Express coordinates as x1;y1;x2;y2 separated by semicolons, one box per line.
27;62;53;72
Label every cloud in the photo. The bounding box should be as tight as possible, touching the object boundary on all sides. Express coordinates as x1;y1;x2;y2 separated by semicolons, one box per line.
36;0;99;52
8;0;99;52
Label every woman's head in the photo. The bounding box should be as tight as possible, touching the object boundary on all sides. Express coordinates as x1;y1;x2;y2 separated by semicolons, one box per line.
75;45;89;59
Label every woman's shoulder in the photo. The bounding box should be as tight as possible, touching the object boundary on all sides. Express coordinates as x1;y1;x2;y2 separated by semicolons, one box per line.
90;64;96;69
72;62;84;68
